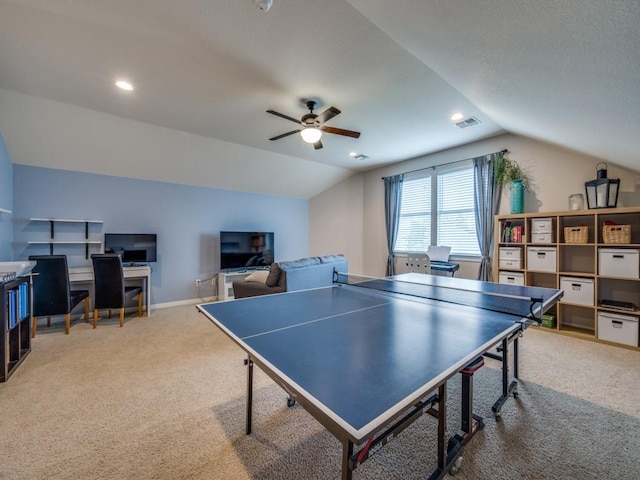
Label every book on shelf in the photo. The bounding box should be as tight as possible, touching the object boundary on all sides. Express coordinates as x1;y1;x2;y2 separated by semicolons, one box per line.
5;283;28;329
502;222;523;243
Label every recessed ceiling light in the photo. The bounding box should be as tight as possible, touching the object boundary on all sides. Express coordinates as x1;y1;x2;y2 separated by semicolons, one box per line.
349;152;358;157
115;80;134;91
450;112;464;122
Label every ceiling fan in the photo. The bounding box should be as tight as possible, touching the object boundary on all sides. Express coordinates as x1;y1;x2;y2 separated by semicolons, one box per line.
267;100;361;150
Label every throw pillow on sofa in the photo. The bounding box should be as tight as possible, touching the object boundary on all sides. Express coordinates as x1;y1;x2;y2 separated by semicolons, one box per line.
244;270;270;283
265;263;282;287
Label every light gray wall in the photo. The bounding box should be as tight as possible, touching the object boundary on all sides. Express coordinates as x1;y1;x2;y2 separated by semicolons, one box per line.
309;133;640;279
12;165;308;305
0;133;13;260
309;174;364;274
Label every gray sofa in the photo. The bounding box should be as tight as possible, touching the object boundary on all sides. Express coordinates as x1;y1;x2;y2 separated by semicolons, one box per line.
232;254;348;299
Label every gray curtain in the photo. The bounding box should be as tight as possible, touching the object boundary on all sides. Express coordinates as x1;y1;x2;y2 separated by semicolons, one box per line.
473;154;501;281
384;174;404;276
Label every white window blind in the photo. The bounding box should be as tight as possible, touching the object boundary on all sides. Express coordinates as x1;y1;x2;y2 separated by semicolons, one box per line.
395;176;431;252
394;163;480;256
437;168;480;255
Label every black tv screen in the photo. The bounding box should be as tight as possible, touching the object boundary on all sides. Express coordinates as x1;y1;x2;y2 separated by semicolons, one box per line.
220;231;274;270
104;233;157;263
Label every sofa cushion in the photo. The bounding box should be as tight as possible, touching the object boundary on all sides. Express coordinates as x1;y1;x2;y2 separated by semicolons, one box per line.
233;280;284;299
278;256;321;271
318;254;346;264
265;263;282;287
244;270;269;283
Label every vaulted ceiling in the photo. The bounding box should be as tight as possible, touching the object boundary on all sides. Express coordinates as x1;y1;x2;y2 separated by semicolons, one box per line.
1;0;638;198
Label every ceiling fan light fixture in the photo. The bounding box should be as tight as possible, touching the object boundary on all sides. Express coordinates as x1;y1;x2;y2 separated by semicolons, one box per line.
115;80;134;91
300;127;322;144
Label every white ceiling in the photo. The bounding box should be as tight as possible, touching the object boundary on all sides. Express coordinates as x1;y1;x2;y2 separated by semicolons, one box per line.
1;0;639;198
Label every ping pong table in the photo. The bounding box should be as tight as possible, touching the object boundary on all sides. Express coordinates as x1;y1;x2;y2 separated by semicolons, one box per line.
197;272;562;479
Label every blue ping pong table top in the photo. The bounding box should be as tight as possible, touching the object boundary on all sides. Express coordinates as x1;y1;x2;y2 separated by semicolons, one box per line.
197;275;561;442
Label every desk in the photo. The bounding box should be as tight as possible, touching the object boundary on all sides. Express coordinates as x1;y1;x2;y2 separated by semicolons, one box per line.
69;265;151;316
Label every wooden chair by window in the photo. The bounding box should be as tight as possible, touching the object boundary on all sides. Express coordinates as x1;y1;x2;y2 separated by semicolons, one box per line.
29;255;90;336
406;253;431;274
91;254;143;328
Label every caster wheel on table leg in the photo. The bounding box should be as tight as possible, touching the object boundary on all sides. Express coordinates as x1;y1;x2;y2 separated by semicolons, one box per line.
450;456;463;476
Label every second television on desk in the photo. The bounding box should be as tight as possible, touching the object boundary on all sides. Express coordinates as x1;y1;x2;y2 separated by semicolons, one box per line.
104;233;157;264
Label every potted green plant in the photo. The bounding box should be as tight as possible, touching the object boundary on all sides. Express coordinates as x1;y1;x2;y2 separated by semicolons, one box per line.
494;153;529;190
494;153;530;213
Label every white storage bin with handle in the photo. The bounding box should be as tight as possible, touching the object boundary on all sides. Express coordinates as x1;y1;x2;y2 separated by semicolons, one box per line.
527;247;557;272
597;312;639;347
499;247;523;269
530;217;555;244
598;249;639;279
498;271;525;286
560;276;594;306
531;217;553;233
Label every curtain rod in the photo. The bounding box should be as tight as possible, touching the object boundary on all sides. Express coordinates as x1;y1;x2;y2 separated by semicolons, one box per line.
381;149;508;180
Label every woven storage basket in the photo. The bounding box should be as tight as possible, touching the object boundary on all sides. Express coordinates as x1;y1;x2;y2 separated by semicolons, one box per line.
603;224;631;244
564;226;588;244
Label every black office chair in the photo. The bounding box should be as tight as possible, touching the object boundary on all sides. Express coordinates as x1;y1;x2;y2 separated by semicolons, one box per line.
29;255;90;336
91;254;143;328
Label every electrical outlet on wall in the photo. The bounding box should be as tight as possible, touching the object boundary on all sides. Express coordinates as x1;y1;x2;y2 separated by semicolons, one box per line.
195;279;201;287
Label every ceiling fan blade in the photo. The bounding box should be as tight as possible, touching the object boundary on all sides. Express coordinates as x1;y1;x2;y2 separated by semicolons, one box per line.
313;140;323;150
269;129;301;141
267;110;301;124
315;106;341;124
321;125;361;138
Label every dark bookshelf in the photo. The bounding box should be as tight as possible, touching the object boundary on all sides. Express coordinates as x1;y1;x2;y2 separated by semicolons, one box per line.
1;276;32;382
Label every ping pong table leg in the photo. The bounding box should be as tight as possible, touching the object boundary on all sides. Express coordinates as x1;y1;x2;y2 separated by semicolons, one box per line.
513;336;519;379
460;357;485;435
436;383;447;472
342;441;354;480
244;357;254;435
491;336;519;417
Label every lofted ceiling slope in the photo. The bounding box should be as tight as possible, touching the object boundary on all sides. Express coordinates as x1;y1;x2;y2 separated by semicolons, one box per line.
0;0;638;198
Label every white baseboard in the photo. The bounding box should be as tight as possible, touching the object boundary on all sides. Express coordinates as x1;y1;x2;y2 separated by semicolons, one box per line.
152;297;219;309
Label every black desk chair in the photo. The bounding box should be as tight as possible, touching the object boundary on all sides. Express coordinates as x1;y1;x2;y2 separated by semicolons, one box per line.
29;255;90;336
91;254;143;328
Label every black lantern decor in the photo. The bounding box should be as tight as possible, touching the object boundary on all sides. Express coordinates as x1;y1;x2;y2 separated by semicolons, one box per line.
584;163;620;209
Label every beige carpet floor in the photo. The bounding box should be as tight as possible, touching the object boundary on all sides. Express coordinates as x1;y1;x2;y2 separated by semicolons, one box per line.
1;304;639;480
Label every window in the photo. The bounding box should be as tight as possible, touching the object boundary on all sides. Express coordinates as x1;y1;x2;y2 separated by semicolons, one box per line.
395;163;480;256
395;176;431;252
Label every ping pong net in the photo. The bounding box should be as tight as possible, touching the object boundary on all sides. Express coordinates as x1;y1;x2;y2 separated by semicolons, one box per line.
333;271;546;324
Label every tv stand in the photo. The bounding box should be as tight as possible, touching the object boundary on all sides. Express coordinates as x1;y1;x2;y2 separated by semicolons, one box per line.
218;271;254;301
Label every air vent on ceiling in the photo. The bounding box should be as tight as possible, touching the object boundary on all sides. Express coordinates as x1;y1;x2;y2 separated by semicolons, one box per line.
453;116;481;128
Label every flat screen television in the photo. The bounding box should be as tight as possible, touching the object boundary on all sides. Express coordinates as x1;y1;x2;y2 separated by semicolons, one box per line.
104;233;157;263
220;231;274;271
